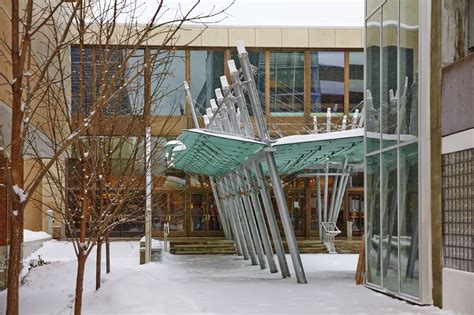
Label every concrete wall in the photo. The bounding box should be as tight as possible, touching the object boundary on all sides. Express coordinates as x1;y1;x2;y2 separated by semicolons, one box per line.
442;268;474;314
442;0;470;65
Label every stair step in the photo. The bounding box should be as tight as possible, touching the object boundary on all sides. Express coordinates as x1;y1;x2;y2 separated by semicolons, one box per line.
172;250;236;255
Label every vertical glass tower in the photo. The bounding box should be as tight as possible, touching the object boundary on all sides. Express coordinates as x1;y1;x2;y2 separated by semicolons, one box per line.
364;0;422;302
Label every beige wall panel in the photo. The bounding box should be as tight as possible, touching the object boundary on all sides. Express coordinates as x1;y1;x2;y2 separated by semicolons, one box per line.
229;28;256;47
175;27;203;46
335;29;363;47
201;27;229;47
23;160;43;232
308;29;336;48
256;28;282;47
282;28;309;48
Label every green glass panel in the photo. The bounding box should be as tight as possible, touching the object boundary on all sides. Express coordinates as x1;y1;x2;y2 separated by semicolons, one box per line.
399;0;419;142
381;148;399;292
399;142;419;297
366;9;381;153
366;153;381;286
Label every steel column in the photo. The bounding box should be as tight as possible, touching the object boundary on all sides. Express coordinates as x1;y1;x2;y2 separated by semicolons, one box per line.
227;177;258;265
236;171;266;269
219;179;247;258
254;160;290;278
210;177;231;239
316;175;323;240
264;152;307;283
244;167;278;273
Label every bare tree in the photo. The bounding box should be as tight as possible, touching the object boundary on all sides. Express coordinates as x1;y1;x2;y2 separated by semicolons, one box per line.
0;0;231;314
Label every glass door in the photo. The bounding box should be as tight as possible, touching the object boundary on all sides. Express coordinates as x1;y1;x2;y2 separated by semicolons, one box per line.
152;192;186;237
189;192;224;236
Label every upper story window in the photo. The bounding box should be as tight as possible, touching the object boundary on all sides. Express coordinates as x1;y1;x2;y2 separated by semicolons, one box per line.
269;51;305;115
150;49;185;116
190;50;225;115
310;51;345;113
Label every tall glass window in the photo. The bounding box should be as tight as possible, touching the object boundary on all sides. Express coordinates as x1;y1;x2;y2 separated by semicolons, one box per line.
269;51;305;115
190;50;225;115
364;0;420;301
150;50;185;116
349;52;365;111
310;52;345;113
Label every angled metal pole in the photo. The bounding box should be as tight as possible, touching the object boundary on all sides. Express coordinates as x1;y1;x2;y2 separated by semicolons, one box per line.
328;172;339;225
184;81;200;129
254;160;290;278
226;176;257;264
220;76;241;134
228;60;254;137
244;167;278;273
237;170;266;269
331;159;349;223
219;178;247;258
238;40;306;283
210;177;231;239
323;160;329;241
316;175;323;240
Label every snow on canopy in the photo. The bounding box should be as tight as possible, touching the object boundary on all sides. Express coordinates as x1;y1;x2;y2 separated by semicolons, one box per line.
93;0;364;28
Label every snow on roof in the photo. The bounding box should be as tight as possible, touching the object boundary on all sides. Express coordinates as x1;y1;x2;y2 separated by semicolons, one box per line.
273;128;364;146
95;0;364;28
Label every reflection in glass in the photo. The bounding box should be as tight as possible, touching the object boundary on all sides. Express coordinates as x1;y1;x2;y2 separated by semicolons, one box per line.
152;193;167;231
270;51;305;115
400;0;419;140
169;193;185;232
381;149;399;291
366;9;381;153
381;0;398;148
191;193;205;231
190;50;225;115
349;52;365;111
366;154;381;285
150;50;185;116
310;52;345;113
399;143;419;297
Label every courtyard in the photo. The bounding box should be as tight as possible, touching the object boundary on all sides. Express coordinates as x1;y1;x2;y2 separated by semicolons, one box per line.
0;241;447;314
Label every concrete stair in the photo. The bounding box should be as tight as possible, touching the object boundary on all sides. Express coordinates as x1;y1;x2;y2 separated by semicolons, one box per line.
283;240;327;254
335;239;362;254
169;239;236;255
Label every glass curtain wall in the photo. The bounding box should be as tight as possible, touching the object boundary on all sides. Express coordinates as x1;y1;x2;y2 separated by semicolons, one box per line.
364;0;420;300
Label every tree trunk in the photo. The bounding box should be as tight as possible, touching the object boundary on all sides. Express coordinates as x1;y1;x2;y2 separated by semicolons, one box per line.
74;253;87;315
6;0;25;313
105;234;110;274
95;238;102;290
6;212;23;315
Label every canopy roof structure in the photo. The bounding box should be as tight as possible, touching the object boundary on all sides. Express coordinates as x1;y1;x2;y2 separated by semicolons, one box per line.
166;128;364;177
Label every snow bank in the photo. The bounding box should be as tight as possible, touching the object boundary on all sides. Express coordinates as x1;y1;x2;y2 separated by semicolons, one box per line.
23;229;51;242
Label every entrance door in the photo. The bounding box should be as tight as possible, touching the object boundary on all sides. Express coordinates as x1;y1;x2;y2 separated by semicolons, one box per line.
189;192;224;236
152;192;186;237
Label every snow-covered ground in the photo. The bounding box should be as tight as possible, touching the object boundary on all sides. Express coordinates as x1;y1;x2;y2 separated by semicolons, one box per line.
0;240;448;314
